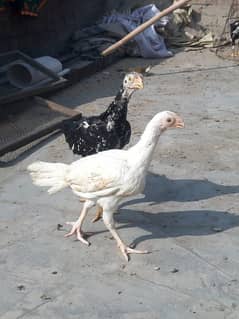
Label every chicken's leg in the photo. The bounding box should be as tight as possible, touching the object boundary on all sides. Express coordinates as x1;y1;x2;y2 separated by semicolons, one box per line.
65;200;94;245
231;44;236;57
91;206;103;223
102;210;149;261
80;198;102;223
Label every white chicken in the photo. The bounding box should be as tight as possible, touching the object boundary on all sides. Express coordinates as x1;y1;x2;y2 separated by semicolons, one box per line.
28;111;184;261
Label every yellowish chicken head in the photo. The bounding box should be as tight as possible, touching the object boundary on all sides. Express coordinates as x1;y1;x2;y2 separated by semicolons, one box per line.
123;72;144;90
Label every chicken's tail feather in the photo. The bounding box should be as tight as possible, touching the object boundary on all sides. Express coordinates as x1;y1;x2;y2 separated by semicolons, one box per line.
27;161;69;194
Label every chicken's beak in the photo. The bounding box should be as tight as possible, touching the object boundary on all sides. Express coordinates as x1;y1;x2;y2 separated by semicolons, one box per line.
132;76;144;89
174;116;185;128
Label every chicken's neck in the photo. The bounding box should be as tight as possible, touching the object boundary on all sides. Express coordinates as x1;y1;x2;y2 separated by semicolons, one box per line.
117;86;135;100
100;86;134;122
129;118;163;171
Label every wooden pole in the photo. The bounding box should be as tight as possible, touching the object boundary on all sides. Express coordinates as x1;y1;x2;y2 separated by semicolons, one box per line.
35;96;81;117
101;0;191;57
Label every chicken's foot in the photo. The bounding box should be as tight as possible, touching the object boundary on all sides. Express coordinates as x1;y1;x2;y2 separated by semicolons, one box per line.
119;244;149;262
102;210;149;261
65;221;92;245
65;200;94;245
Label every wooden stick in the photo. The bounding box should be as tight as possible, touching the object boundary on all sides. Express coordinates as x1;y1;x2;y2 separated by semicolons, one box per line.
101;0;191;57
35;96;81;117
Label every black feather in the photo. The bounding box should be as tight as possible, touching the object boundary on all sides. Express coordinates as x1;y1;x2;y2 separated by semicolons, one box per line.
230;20;239;45
61;87;132;156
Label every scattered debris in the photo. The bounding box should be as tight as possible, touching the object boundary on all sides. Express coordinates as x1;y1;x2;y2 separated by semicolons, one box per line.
130;272;137;276
51;271;58;275
127;65;152;76
154;266;161;271
230;279;238;284
104;235;114;240
40;294;52;301
188;32;214;49
161;3;211;49
171;268;179;273
118;291;122;295
57;224;63;231
17;285;25;291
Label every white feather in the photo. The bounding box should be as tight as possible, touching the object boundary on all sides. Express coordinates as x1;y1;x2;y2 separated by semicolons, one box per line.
27;161;69;194
28;112;183;203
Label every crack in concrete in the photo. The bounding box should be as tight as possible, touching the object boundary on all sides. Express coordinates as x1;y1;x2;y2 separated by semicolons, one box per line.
15;300;52;319
172;239;233;281
134;273;232;313
14;285;73;319
133;273;192;298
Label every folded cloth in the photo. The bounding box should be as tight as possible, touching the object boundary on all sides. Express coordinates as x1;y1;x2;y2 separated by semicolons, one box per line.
103;4;173;58
69;23;126;60
69;4;172;60
68;2;209;60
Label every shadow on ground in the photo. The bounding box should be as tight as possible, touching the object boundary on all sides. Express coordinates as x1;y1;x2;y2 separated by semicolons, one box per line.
124;172;239;206
114;172;239;246
85;172;239;246
116;209;239;248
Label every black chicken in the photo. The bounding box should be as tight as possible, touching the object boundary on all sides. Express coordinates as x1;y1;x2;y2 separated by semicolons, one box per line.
230;20;239;57
61;72;144;156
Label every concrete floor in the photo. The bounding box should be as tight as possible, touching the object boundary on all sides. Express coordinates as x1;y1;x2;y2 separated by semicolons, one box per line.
0;49;239;319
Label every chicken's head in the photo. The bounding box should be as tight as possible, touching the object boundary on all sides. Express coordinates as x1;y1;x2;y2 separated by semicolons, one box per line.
122;72;144;99
156;111;184;132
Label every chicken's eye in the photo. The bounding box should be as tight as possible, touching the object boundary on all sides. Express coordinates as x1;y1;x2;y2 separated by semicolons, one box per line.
167;118;172;123
128;76;132;81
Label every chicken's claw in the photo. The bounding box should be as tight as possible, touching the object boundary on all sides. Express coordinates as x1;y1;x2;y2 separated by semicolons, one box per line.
119;244;149;261
65;221;91;246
